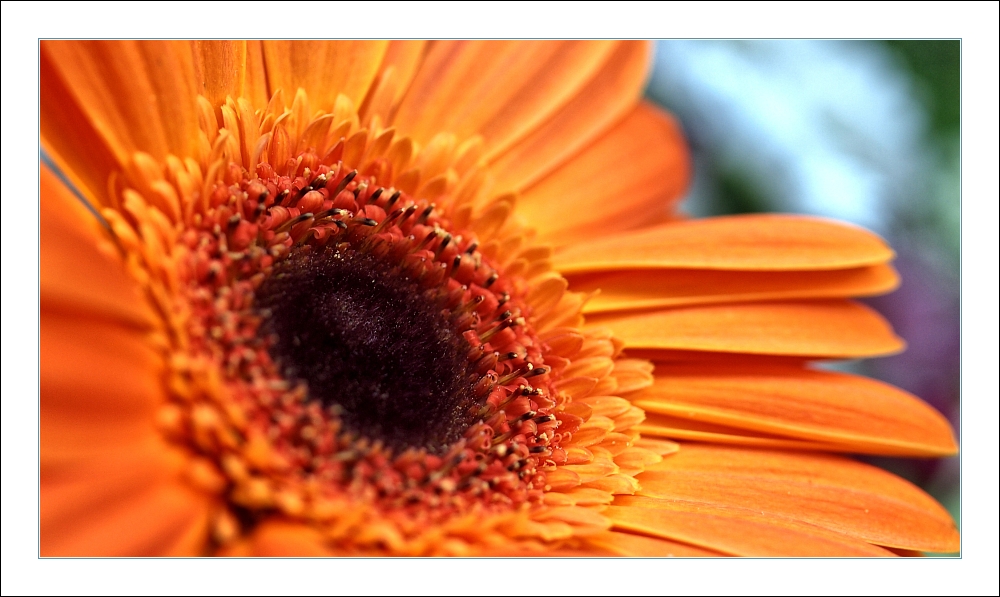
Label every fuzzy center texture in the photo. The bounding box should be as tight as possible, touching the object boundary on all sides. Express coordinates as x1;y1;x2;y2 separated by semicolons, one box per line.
255;247;480;452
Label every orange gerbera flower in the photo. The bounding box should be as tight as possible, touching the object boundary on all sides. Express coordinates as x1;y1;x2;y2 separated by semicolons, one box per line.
39;40;959;556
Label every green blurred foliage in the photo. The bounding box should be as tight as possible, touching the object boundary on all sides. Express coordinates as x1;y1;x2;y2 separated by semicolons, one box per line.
883;40;961;269
885;40;960;138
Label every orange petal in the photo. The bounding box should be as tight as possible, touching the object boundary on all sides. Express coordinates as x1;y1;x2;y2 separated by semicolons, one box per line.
517;102;690;247
190;40;268;110
359;41;430;123
190;40;244;109
588;299;904;358
607;497;895;556
41;41;200;169
586;529;726;556
40;309;164;465
42;439;180;521
633;364;957;457
40;51;121;208
42;470;211;557
489;41;651;193
379;40;429;107
573;263;899;314
393;41;618;158
554;214;895;274
261;41;388;112
635;444;960;553
636;412;849;451
245;41;269;109
40;165;156;327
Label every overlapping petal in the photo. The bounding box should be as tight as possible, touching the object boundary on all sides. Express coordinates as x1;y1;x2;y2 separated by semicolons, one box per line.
607;497;896;556
627;444;959;553
588;299;904;358
261;41;390;113
42;462;212;557
190;40;268;110
40;166;158;327
586;529;726;556
40;167;214;556
516;102;689;246
41;41;201;209
571;264;899;313
488;41;652;193
631;363;957;456
553;214;896;274
392;41;618;158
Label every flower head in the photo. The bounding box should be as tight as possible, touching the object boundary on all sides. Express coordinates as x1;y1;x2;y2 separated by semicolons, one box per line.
40;40;959;556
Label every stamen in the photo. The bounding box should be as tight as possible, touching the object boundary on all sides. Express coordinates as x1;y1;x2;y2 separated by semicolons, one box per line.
416;204;435;225
385;190;402;211
332;169;358;195
275;212;313;234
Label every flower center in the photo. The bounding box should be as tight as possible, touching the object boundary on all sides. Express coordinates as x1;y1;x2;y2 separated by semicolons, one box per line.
255;246;480;452
163;150;578;529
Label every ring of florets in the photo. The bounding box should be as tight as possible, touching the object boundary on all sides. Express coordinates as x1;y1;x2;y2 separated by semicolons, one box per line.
169;153;578;527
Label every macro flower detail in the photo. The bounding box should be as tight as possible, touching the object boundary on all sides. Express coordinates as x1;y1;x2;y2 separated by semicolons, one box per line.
40;40;959;556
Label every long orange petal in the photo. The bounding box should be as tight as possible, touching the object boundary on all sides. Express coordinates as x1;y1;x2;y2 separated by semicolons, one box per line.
488;41;651;193
42;440;181;523
357;40;430;123
607;497;895;556
554;214;895;274
636;444;960;553
40;165;156;327
40;50;121;208
573;263;899;314
42;472;211;557
245;40;269;109
190;40;245;109
586;529;726;556
261;41;388;112
517;102;689;247
636;413;850;452
190;40;267;110
379;40;429;106
588;299;904;358
41;312;208;556
40;310;163;465
392;41;618;158
633;364;957;457
40;167;162;461
41;41;200;167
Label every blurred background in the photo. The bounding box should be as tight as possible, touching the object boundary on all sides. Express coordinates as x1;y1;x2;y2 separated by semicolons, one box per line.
645;40;961;537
